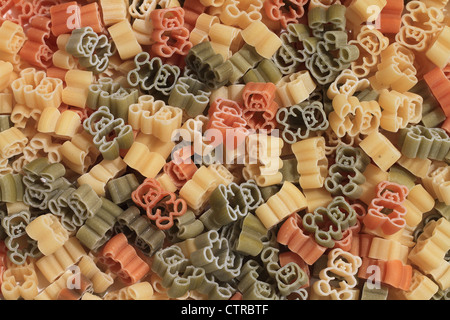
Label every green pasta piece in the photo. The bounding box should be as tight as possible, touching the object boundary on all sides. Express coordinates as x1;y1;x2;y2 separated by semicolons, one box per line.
65;27;115;74
276;101;329;144
432;288;450;300
168;76;211;117
398;125;450;161
224;43;264;83
233;213;268;256
84;106;134;160
127;52;181;96
237;260;279;300
388;165;416;190
242;59;282;84
172;210;204;240
434;201;450;221
361;282;389;300
152;245;189;287
410;80;446;128
303;195;356;248
2;210;41;265
199;182;250;230
115;206;166;256
0;173;23;203
167;265;206;298
0;115;11;132
280;158;300;183
185;42;232;90
106;173;139;204
86;78;139;121
196;273;234;300
76;197;124;251
308;6;327;30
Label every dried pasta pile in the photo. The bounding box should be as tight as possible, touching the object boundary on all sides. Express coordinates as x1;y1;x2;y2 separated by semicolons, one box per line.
0;0;449;301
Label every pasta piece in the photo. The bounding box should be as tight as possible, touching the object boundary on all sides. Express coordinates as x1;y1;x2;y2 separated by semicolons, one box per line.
25;214;69;256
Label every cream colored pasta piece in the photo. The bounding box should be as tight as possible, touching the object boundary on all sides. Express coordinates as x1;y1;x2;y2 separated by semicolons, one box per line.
359;131;401;172
0;61;14;91
123;141;166;178
240;20;281;59
26;214;69;256
255;181;308;229
368;237;409;264
208;23;243;59
190;13;219;46
34;271;73;300
397;156;431;179
77;157;127;196
38;107;81;138
425;26;450;69
77;255;114;293
100;0;128;26
0;92;13;114
108;20;142;60
0;20;26;64
62;70;94;109
403;184;435;228
60;131;100;175
303;188;333;213
402;270;439;300
291;136;328;189
132;19;155;46
1;260;39;300
0;127;28;159
359;163;389;205
276;70;317;108
10;104;41;128
35;237;87;283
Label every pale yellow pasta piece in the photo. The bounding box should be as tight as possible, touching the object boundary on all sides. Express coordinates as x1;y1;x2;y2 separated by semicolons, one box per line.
190;13;219;46
108;20;142;61
77;157;127;196
34;270;73;300
0;127;28;159
132;19;155;46
403;270;439;300
10;104;41;128
209;23;243;59
243;134;284;187
292;136;328;189
156;173;178;193
77;255;114;293
255;181;308;229
426;26;450;69
327;69;370;99
397;155;431;179
11;68;63;110
52;50;77;70
0;61;14;92
379;89;423;132
38;107;81;138
62;70;93;109
135;132;175;160
60;131;100;175
367;237;409;264
210;84;245;104
81;293;103;300
0;20;26;64
422;164;450;205
0;92;13;114
240;20;281;59
303;188;333;213
422;0;449;8
117;282;154;300
276;70;317;108
100;0;128;26
179;164;233;211
359;131;401;172
403;184;435;228
36;237;87;283
359;163;389;205
26;214;69;256
1;260;39;300
123;141;166;178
